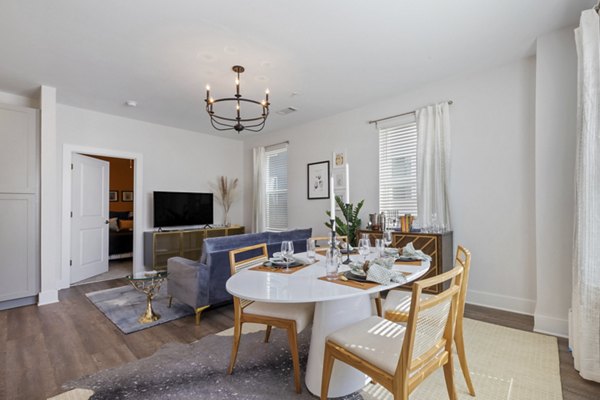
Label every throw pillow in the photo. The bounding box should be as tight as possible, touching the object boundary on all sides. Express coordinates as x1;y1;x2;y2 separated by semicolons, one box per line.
119;219;133;231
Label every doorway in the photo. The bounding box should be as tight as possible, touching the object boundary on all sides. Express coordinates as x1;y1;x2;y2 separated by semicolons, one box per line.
72;154;136;285
60;145;143;290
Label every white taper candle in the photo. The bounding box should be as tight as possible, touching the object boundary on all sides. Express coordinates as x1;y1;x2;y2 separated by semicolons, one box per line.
330;175;335;220
345;164;350;204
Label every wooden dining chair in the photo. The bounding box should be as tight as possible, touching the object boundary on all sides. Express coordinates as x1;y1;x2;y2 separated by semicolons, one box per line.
228;243;314;394
321;265;464;399
382;245;475;396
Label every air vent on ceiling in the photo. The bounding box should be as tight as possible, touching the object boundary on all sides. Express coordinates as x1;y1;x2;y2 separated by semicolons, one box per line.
276;107;298;116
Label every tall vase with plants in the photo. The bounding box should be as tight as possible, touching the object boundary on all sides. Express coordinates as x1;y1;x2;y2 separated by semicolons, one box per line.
210;176;239;227
325;196;364;246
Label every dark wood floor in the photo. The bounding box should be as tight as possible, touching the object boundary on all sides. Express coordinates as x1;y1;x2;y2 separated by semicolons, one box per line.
1;280;599;400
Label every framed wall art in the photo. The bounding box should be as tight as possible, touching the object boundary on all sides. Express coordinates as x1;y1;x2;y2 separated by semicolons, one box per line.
307;161;330;200
121;190;133;202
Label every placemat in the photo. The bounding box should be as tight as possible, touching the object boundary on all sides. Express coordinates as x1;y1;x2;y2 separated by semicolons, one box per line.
318;275;379;290
249;263;310;274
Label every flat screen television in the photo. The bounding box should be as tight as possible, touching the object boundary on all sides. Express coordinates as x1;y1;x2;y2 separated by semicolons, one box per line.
153;191;213;228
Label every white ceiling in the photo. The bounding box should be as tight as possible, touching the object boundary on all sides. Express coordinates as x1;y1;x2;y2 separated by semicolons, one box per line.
0;0;594;137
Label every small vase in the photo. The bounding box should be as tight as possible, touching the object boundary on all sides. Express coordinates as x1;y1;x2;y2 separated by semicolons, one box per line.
223;210;230;227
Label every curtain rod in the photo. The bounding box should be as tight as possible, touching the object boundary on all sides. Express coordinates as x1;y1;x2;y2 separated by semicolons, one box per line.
368;100;453;125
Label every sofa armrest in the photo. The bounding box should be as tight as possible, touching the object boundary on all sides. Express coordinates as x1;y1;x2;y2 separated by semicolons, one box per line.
167;257;210;309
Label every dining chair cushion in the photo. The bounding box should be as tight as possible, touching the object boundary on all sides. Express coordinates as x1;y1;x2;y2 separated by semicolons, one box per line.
327;316;406;375
383;290;433;321
244;301;315;333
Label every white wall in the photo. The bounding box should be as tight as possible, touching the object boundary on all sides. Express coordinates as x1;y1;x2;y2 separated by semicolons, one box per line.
534;27;577;337
243;57;537;315
56;105;244;287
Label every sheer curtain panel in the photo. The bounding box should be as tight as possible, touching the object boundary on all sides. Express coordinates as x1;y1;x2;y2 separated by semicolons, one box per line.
415;102;451;231
252;146;266;233
571;8;600;383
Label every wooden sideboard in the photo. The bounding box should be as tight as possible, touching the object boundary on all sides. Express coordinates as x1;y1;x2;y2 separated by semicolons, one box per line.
144;226;245;269
357;229;453;294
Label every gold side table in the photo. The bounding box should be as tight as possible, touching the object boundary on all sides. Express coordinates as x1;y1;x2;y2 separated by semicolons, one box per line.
126;270;168;324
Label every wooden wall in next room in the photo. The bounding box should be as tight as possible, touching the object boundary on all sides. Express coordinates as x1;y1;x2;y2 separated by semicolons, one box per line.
92;155;134;213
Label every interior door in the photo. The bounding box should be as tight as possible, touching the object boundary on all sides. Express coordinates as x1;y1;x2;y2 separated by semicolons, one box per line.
70;154;109;283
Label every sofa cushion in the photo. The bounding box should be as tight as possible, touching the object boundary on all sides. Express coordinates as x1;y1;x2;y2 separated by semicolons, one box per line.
267;228;312;255
201;232;269;263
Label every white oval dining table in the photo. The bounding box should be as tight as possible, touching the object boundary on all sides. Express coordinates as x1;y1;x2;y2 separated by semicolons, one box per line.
226;251;429;397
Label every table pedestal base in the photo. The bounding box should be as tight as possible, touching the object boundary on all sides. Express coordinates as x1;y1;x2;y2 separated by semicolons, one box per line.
305;294;373;397
138;296;160;324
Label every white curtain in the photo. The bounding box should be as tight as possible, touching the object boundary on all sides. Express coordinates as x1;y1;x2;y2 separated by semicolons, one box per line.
415;102;451;231
252;146;266;233
571;8;600;383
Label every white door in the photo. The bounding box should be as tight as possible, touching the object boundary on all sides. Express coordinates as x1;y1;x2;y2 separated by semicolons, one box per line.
70;154;109;283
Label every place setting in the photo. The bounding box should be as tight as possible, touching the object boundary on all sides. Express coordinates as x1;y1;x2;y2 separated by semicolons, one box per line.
249;240;316;274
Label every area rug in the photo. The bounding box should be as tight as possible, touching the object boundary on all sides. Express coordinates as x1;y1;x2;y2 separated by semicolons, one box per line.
85;285;193;334
63;318;562;399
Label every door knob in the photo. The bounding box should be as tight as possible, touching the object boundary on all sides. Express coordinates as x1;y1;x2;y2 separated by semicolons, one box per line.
105;220;109;224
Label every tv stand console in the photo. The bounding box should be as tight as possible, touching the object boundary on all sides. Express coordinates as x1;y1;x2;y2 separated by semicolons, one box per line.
143;225;245;269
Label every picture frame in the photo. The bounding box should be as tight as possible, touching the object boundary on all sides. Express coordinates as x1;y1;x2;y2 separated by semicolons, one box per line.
333;168;346;188
109;191;118;202
121;190;133;202
307;161;330;200
332;149;347;169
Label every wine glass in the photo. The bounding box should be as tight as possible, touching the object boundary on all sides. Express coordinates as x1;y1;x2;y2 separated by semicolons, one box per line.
358;238;370;263
383;230;393;247
281;241;294;270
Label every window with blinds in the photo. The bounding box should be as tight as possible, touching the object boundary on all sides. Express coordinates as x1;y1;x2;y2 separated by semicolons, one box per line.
265;146;288;231
378;119;418;215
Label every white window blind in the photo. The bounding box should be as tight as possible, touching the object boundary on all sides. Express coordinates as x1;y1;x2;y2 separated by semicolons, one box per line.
378;119;418;215
265;145;288;230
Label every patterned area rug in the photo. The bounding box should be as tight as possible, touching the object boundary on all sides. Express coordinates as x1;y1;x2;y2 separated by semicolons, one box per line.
85;285;193;334
63;319;562;399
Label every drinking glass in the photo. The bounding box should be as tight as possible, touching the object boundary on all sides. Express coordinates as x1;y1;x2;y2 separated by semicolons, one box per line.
325;248;340;280
375;238;385;257
306;238;316;263
358;238;370;262
383;230;393;247
281;241;294;270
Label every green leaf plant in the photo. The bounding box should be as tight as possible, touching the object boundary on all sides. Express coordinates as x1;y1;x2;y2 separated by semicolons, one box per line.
325;196;364;246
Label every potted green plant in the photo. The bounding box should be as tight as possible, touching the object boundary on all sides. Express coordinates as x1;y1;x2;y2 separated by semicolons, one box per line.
325;196;364;246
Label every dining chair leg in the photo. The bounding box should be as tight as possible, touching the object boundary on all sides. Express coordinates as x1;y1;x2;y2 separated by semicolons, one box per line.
286;324;302;394
264;325;272;343
374;295;382;317
168;296;173;308
320;343;334;400
442;352;457;400
455;326;475;396
228;321;243;375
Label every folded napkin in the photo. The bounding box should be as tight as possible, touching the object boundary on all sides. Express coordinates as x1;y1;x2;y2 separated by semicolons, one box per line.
383;247;399;257
402;242;432;261
366;258;407;285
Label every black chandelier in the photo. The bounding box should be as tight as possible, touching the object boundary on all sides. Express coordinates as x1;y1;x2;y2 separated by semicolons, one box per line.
205;65;270;133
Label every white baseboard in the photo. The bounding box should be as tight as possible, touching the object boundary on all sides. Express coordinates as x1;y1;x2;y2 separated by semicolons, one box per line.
466;289;536;316
38;289;59;306
534;313;568;338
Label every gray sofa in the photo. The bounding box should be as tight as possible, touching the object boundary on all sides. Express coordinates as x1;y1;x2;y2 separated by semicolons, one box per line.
167;228;312;324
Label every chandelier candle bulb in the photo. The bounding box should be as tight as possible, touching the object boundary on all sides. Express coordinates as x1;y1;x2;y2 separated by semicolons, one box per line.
205;85;210;100
265;88;269;102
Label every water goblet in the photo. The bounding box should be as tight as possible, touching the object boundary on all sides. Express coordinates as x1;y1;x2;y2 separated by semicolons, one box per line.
358;238;370;263
383;230;393;247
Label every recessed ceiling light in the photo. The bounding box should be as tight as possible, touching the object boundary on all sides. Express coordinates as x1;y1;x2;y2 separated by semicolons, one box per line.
224;46;237;54
261;61;272;68
125;100;137;107
254;75;268;82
